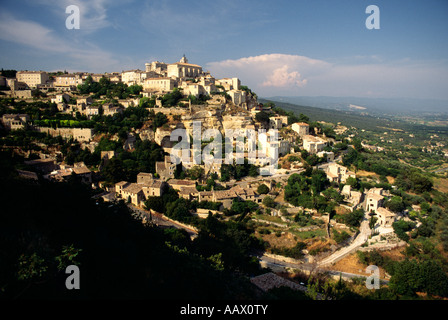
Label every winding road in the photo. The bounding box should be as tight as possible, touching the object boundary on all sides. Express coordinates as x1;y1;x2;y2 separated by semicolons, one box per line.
318;217;371;267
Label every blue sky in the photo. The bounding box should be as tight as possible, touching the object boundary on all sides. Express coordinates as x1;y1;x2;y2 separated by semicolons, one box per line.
0;0;447;100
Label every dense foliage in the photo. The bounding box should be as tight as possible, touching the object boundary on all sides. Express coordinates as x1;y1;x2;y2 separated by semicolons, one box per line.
0;157;263;299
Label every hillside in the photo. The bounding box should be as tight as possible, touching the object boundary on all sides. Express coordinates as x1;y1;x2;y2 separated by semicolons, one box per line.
259;98;448;138
263;96;448;116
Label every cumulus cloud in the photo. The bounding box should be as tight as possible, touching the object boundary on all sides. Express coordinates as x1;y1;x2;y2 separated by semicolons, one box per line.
207;53;448;99
261;65;307;87
206;53;329;94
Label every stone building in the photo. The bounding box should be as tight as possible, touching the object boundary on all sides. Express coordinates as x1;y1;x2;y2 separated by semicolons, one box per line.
35;127;94;142
137;172;154;185
227;89;247;106
115;176;167;207
325;162;356;184
364;192;384;214
215;77;240;91
54;73;84;91
167;55;203;79
143;77;176;92
291;122;309;137
302;135;327;154
376;207;396;228
16;71;49;89
155;155;177;180
166;179;196;191
1;114;29;130
121;69;145;85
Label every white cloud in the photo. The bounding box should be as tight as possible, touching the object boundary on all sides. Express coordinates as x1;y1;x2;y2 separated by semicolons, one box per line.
0;11;119;71
261;65;307;87
207;53;329;93
207;53;448;99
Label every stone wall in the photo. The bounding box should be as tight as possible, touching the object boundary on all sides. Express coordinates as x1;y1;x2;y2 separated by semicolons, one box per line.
36;127;94;142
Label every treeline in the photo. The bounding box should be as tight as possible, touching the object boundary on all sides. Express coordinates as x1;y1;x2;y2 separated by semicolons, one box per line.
284;169;334;213
77;75;142;99
62;136;165;184
343;146;433;193
358;248;448;298
33;119;95;128
91;105;150;135
0;98;59;120
220;161;259;181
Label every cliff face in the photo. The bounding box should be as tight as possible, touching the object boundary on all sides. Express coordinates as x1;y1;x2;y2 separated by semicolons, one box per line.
245;91;258;110
143;98;258;146
221;114;254;131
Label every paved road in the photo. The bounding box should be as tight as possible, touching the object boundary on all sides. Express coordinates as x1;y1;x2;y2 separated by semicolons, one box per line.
257;252;389;284
318;217;370;267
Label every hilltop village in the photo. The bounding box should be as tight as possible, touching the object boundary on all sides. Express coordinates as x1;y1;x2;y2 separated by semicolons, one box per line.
2;56;446;299
2;56;409;253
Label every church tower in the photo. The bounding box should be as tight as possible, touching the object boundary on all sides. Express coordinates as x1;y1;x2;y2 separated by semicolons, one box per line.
180;54;188;64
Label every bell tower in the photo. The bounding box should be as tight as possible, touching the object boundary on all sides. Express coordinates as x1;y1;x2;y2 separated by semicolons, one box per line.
180;54;188;64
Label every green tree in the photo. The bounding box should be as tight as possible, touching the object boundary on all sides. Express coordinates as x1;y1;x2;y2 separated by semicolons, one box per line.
343;209;365;228
255;111;270;124
392;220;416;242
385;196;406;213
262;196;275;208
153;112;168;129
257;184;269;194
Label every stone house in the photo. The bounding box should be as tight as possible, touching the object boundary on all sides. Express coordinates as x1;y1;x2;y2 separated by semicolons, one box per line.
43;162;92;184
317;151;335;162
142;180;166;198
179;186;200;200
137;172;154;185
302;135;327;154
54;73;83;91
291;122;309;137
51;93;71;104
364;192;384;214
115;175;167;207
325;162;356;184
1;114;29;130
376;207;396;228
156;156;176;180
143;77;176;93
115;182;146;207
16;71;49;89
340;185;363;207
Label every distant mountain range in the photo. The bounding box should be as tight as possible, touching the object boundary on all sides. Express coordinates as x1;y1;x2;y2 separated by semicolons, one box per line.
262;96;448;116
